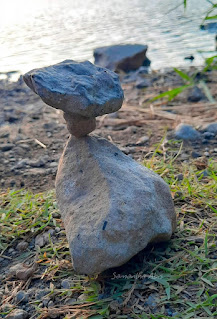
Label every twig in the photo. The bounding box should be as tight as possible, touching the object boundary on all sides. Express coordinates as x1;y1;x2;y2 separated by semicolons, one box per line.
34;139;46;148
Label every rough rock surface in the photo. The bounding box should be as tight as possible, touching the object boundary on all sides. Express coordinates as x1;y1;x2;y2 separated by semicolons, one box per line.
94;44;149;72
174;123;201;141
188;86;205;102
56;135;176;275
23;60;124;117
63;113;96;137
202;122;217;135
6;309;29;319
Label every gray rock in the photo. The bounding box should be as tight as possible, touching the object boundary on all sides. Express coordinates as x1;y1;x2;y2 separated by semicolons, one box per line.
5;309;29;319
175;173;183;181
16;241;28;251
0;143;14;151
13;159;29;169
202;122;217;135
136;78;151;89
203;132;215;139
56;135;176;275
48;300;54;308
24;168;46;177
49;162;58;168
35;289;50;300
9;263;38;280
145;293;158;309
191;151;202;159
188;86;205;102
136;135;149;145
174;124;201;141
27;159;46;168
55;227;61;233
94;44;149;72
35;232;50;248
42;298;50;307
15;290;29;303
61;279;73;289
23;60;124;118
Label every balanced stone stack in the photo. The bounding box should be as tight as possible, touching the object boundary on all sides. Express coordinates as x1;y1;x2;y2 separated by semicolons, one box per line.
24;60;176;275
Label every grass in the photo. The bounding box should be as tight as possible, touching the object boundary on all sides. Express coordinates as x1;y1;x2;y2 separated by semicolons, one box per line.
0;141;217;319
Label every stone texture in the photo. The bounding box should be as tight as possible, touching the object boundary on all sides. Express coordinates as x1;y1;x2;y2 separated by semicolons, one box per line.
187;86;205;102
202;122;217;135
56;135;176;275
6;309;29;319
174;123;201;141
94;44;149;72
9;263;38;280
63;113;96;137
23;60;124;118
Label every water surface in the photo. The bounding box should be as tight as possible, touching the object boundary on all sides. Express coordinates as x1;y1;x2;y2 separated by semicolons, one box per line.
0;0;216;73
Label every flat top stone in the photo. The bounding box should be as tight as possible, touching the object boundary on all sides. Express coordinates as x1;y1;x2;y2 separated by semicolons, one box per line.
23;60;124;117
94;44;148;62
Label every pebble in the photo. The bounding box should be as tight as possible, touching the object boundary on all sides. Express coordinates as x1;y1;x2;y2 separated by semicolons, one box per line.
15;290;29;303
180;153;189;160
49;162;58;168
28;159;46;168
5;309;29;319
47;229;55;236
55;227;61;233
0;143;14;151
123;126;138;134
174;124;201;141
61;279;73;289
204;152;210;157
203;132;215;139
42;298;50;307
136;78;151;89
202;122;217;135
16;241;28;252
136;135;149;145
199;170;209;177
176;173;184;181
14;159;29;169
9;263;37;280
10;180;16;187
20;144;30;151
202;139;209;144
0;131;10;138
119;147;130;155
35;289;50;300
191;151;202;159
48;300;54;308
77;294;86;301
145;294;157;309
107;112;119;119
188;86;205;102
64;298;77;305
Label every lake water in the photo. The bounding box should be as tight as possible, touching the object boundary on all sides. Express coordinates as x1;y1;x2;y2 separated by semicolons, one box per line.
0;0;216;74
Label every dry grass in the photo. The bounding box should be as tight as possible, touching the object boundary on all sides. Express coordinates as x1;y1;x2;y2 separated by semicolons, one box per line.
0;141;217;319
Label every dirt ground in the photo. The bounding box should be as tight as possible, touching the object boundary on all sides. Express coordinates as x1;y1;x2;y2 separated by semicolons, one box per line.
0;67;217;319
0;67;217;192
